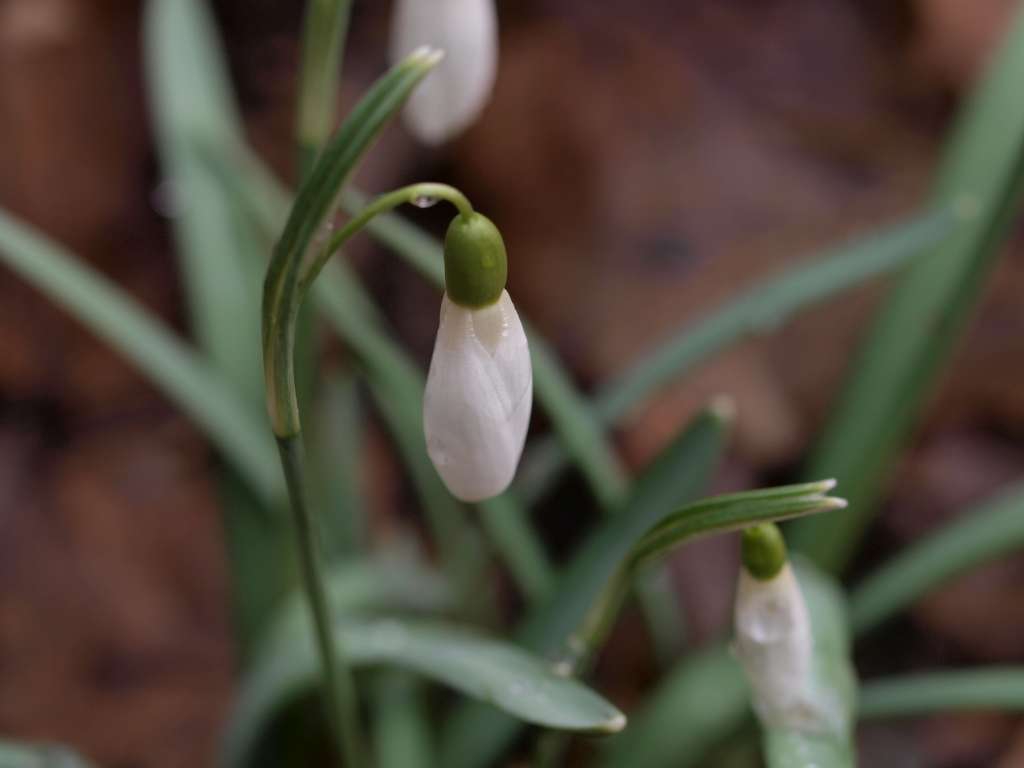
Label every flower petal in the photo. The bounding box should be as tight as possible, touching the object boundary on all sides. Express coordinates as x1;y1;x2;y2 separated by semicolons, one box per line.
424;290;532;501
390;0;498;145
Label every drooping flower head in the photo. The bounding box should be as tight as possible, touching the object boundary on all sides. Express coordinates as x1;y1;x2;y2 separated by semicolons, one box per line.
423;212;532;502
733;523;815;728
390;0;498;145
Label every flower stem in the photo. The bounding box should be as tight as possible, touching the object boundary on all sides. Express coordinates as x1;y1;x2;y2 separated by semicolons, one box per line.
277;434;367;766
300;183;473;293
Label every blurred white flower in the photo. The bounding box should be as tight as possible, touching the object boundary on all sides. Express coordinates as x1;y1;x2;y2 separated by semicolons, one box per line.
423;289;532;502
390;0;498;145
733;563;816;729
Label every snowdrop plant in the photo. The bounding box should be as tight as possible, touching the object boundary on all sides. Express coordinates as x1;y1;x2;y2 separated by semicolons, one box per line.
4;1;1023;767
424;212;532;502
390;0;498;144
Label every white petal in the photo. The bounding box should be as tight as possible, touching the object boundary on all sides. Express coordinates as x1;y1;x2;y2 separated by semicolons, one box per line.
733;564;816;729
423;290;532;502
390;0;498;145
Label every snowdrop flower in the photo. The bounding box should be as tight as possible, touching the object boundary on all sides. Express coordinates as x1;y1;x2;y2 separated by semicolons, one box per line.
734;524;816;729
423;212;532;502
390;0;498;145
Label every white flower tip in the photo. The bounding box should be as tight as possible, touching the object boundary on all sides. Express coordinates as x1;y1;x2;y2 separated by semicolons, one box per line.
391;0;498;145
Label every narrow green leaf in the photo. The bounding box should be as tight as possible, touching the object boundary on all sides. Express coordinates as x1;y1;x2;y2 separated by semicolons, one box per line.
516;204;961;506
793;7;1024;571
145;0;264;409
0;209;283;506
263;47;443;436
372;672;434;768
851;481;1024;634
145;0;288;656
630;482;845;566
600;646;748;768
226;617;625;768
310;368;367;556
296;0;353;175
761;561;857;768
439;404;732;768
0;740;94;768
859;668;1024;719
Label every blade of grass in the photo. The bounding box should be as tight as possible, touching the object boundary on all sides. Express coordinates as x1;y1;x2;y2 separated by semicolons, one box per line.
296;0;353;176
145;0;289;656
439;403;733;768
0;209;283;505
226;616;626;768
792;7;1024;572
372;672;434;768
516;204;962;505
850;481;1024;634
145;0;264;409
600;646;748;768
310;368;367;557
858;669;1024;719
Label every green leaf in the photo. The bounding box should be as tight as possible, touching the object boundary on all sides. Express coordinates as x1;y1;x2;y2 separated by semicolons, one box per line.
225;617;625;768
295;0;353;175
851;481;1024;634
0;209;283;506
145;0;290;656
263;47;443;436
599;646;749;768
761;561;857;768
0;740;94;767
145;0;264;409
310;368;367;557
792;7;1024;572
516;204;961;506
372;672;434;768
859;668;1024;719
439;404;732;768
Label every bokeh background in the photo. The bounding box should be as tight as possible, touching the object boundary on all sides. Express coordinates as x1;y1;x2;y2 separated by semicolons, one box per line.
1;0;1023;765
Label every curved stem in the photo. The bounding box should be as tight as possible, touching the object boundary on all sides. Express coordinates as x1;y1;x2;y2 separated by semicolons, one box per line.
300;183;472;295
266;182;473;439
278;435;366;766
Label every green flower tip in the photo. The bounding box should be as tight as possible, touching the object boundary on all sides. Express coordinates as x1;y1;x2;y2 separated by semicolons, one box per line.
741;523;787;581
443;212;508;308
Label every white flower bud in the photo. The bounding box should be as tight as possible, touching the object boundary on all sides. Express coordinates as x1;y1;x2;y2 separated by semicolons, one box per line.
734;563;817;729
390;0;498;145
423;289;532;502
